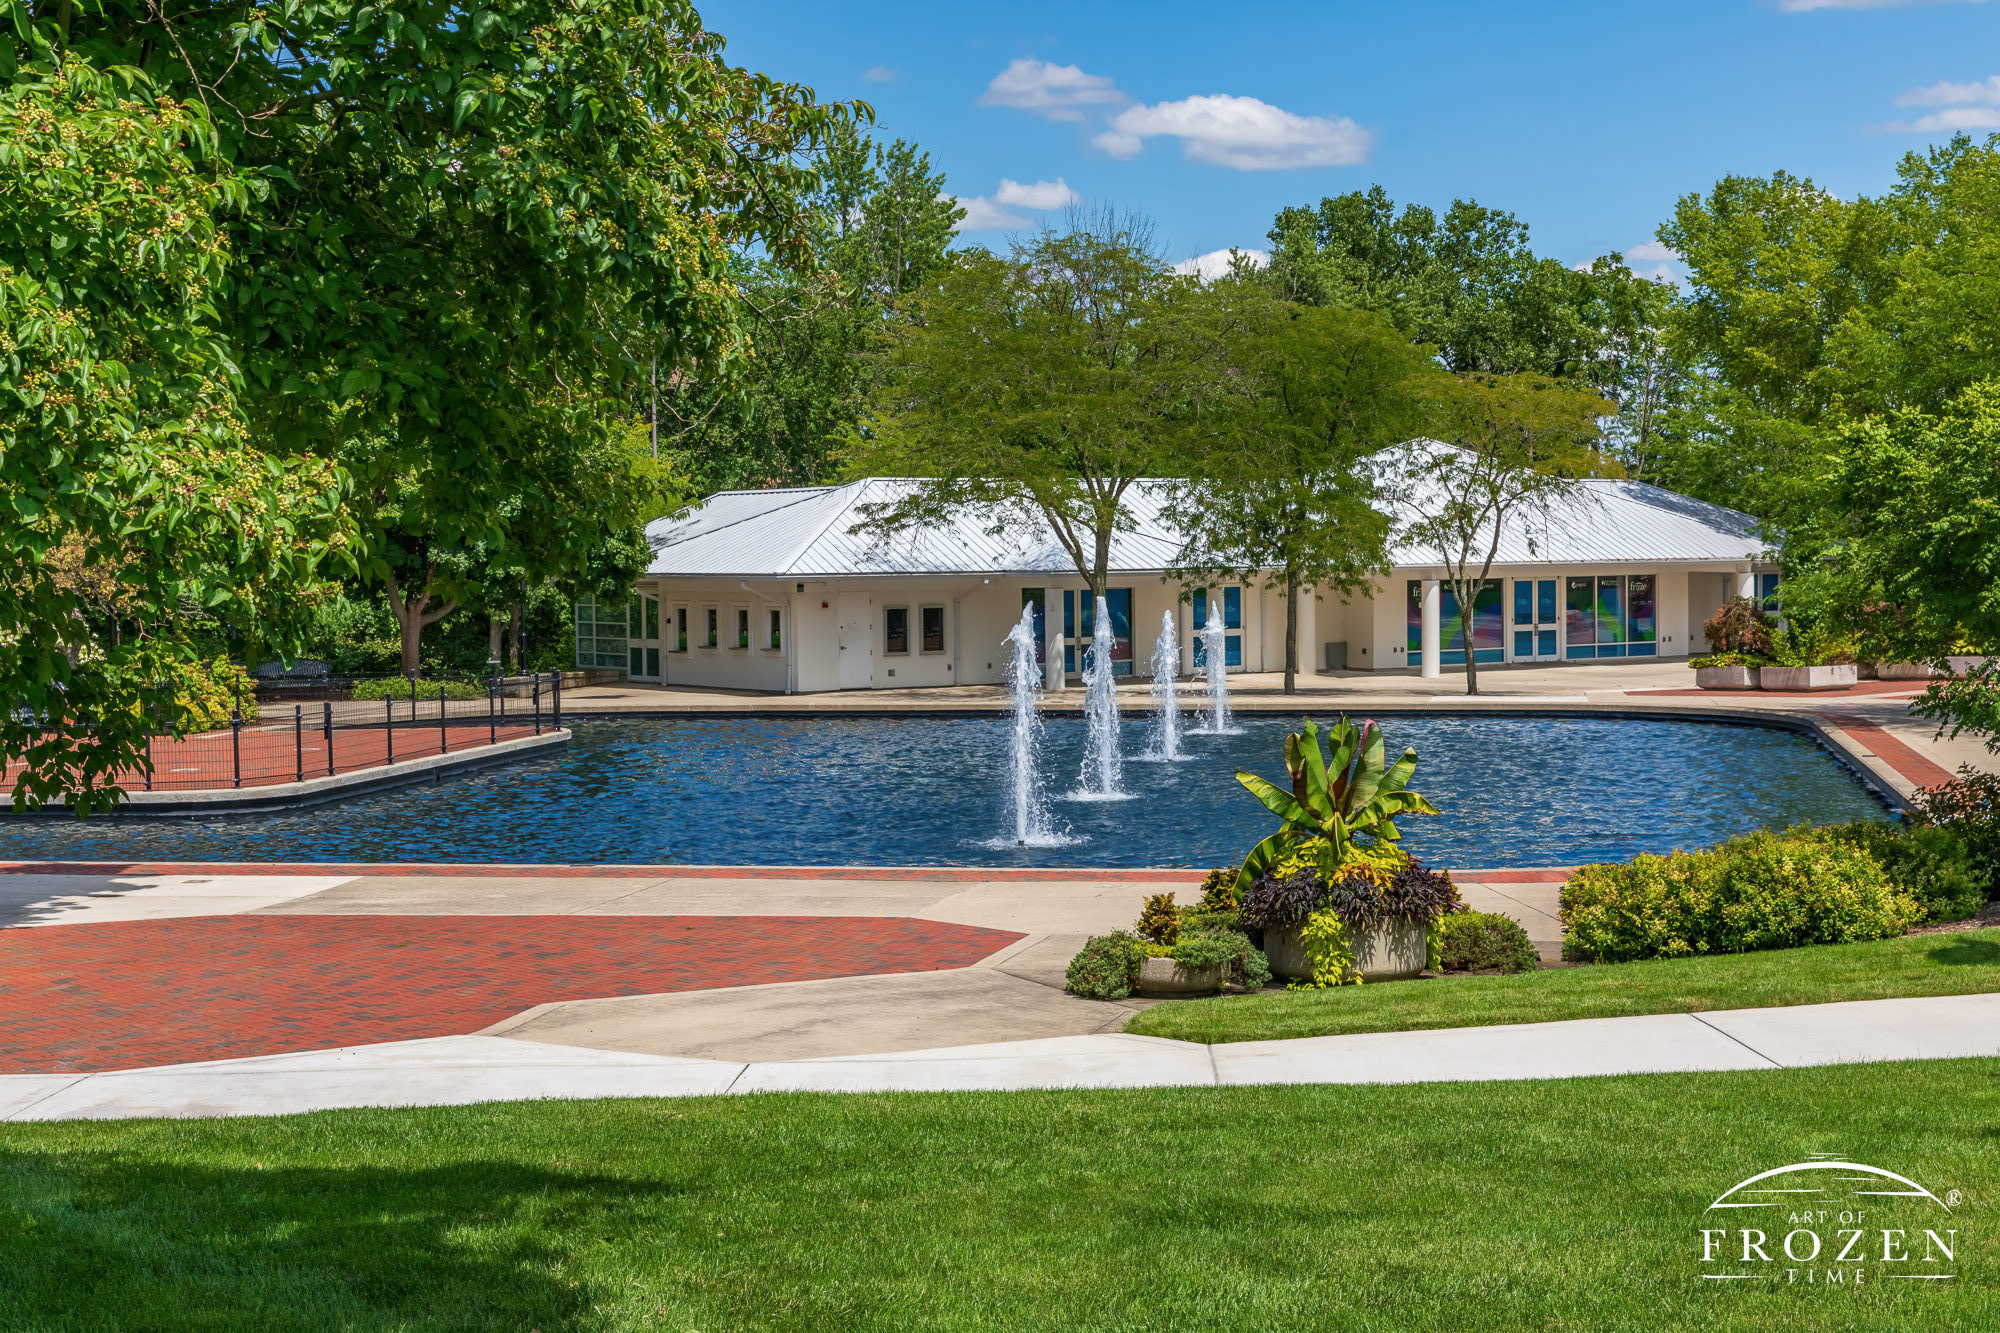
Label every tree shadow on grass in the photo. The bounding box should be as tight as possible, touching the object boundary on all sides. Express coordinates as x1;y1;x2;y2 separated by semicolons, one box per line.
1927;938;2000;967
0;1149;679;1331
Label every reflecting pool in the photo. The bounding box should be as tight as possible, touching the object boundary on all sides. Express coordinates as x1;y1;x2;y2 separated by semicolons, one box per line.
0;714;1892;869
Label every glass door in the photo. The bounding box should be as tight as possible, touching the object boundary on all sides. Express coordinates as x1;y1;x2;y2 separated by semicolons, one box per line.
1193;588;1243;670
627;594;662;679
1512;579;1560;660
1068;588;1135;677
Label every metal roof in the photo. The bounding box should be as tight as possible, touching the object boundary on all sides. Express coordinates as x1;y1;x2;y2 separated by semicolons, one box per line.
645;470;1766;580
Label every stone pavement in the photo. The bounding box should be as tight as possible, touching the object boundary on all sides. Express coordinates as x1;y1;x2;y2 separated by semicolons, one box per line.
5;991;1996;1122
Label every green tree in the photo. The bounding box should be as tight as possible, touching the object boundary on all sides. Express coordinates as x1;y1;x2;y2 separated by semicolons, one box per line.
0;63;348;809
1383;375;1612;696
17;0;857;676
852;215;1203;601
1167;291;1431;693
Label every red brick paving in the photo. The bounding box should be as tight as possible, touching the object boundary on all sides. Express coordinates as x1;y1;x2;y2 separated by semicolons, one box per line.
1823;715;1956;788
0;722;542;792
0;914;1022;1074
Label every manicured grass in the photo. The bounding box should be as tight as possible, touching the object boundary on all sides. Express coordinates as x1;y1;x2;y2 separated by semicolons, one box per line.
1125;928;2000;1044
1;1062;1995;1330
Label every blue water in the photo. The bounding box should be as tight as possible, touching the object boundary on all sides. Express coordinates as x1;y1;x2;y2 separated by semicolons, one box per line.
0;715;1891;869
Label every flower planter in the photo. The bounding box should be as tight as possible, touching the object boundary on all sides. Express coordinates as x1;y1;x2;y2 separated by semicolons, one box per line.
1694;664;1757;690
1135;956;1224;997
1874;662;1933;681
1263;918;1429;983
1758;664;1858;692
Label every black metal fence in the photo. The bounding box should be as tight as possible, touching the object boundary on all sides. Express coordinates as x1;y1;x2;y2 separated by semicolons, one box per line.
127;671;566;792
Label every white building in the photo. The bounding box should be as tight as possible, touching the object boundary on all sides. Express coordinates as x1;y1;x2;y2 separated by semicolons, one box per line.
578;472;1777;693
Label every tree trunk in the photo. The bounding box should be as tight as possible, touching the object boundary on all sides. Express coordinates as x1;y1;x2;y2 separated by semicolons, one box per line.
509;602;524;670
488;615;504;668
1457;577;1481;697
381;569;457;678
1283;569;1300;695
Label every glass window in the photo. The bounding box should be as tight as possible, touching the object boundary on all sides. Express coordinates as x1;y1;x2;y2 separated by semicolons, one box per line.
1628;574;1657;656
920;606;945;653
1597;576;1626;657
675;606;687;651
1022;589;1046;666
768;609;782;651
628;597;642;637
1063;591;1075;638
704;607;717;647
1406;581;1422;652
645;597;659;640
735;607;750;648
1470;581;1504;660
1194;588;1209;628
646;647;660;677
1513;580;1533;625
885;606;909;655
1565;577;1596;659
1515;629;1534;658
1223;586;1242;630
1538;579;1558;625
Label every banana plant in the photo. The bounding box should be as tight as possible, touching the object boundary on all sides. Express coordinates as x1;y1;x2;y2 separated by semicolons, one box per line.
1233;715;1440;896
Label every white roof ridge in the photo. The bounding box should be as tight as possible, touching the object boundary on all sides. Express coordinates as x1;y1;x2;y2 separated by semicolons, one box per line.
776;478;882;575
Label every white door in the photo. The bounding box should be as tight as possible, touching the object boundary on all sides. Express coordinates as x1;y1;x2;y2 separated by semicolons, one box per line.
836;592;872;689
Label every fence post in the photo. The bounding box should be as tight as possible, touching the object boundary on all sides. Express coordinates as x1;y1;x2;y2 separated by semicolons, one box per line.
439;683;448;755
323;701;335;776
551;669;562;729
144;715;154;792
231;711;242;789
385;694;395;764
294;705;304;783
533;674;542;736
488;679;496;746
408;670;417;717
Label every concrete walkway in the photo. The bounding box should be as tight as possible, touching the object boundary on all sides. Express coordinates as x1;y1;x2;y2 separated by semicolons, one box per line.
5;991;1995;1121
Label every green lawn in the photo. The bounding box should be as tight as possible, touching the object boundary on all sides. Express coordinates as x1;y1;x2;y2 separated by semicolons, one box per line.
1126;928;2000;1044
1;1062;1995;1330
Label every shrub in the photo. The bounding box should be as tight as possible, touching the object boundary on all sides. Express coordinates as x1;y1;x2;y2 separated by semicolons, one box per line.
327;636;404;677
1703;597;1776;657
1812;820;1985;923
350;676;489;702
1135;892;1181;945
1195;867;1239;912
1432;911;1540;974
1561;829;1922;962
1064;932;1148;1001
1178;907;1247;937
1245;851;1459;932
1910;768;2000;897
1170;927;1272;991
1241;856;1326;931
170;658;259;729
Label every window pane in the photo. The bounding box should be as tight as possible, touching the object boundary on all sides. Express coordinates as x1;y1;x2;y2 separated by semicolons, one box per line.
645;598;659;640
1194;588;1208;628
1223;586;1241;629
1538;579;1558;625
921;606;945;653
1566;577;1596;645
1597;576;1625;644
630;646;643;675
1514;581;1532;625
1439;586;1465;655
736;608;749;648
1406;581;1421;652
769;609;782;650
1063;591;1075;638
705;608;717;646
1628;574;1657;646
629;598;642;636
1515;629;1533;657
1538;628;1558;657
1472;580;1504;654
885;607;908;654
647;648;660;676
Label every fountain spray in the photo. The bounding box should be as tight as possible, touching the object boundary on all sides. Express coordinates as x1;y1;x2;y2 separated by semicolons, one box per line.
1002;604;1055;844
1148;610;1183;761
1200;596;1233;734
1077;594;1124;798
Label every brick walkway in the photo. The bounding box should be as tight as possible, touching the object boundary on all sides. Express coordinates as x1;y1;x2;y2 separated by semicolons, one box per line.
0;915;1021;1073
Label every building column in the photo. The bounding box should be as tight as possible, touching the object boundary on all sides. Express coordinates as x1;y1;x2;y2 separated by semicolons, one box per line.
1736;566;1756;601
1421;577;1442;679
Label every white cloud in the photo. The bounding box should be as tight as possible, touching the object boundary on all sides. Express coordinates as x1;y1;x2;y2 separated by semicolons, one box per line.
951;195;1034;232
1895;74;2000;105
1625;240;1677;262
862;66;898;84
977;58;1123;122
1093;94;1370;170
993;177;1080;209
1172;248;1270;281
1883;106;2000;130
1779;0;1983;10
1633;263;1683;287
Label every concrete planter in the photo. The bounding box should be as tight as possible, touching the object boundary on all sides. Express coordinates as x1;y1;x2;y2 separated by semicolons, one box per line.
1874;662;1935;681
1134;956;1224;997
1263;918;1429;983
1759;664;1858;692
1694;664;1757;690
1948;655;1993;676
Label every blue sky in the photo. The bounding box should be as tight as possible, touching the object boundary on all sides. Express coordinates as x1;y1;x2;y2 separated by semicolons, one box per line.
699;0;2000;280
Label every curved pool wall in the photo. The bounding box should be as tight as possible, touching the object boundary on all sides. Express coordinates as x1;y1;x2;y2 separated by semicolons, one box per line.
0;715;1891;869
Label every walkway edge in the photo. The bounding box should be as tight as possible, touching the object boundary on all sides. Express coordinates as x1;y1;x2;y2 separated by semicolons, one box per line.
7;992;1995;1122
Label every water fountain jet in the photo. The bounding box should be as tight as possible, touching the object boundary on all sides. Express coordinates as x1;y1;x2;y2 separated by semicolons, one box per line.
1148;610;1184;761
1073;594;1127;799
1199;597;1234;734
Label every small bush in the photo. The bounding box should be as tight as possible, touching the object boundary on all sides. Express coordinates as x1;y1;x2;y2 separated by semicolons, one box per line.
1241;858;1325;931
1561;829;1922;962
326;635;404;677
1178;907;1247;937
1195;867;1239;912
1812;820;1985;923
350;677;489;702
1910;768;2000;898
1064;932;1148;1001
1433;912;1540;974
170;658;259;729
1170;927;1271;990
1136;892;1181;945
1703;597;1776;657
